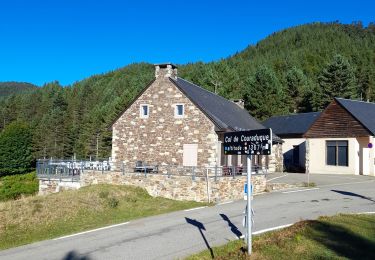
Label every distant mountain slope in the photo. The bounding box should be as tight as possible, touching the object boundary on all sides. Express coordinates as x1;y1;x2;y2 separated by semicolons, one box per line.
0;22;374;159
0;82;38;98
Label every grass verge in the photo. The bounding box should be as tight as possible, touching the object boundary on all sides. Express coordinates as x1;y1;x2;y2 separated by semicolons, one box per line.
302;182;316;187
186;213;375;259
0;184;206;250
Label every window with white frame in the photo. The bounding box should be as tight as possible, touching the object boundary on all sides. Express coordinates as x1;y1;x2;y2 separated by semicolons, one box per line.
140;104;149;118
175;104;184;118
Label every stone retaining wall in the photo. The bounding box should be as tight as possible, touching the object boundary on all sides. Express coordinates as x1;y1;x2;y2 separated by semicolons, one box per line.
80;171;266;203
39;178;81;195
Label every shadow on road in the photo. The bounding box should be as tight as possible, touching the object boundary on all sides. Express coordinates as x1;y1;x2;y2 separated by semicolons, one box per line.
331;189;375;203
219;213;243;238
62;251;90;260
185;217;214;259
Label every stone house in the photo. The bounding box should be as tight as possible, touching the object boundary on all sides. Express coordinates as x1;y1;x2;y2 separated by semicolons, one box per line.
110;63;283;172
263;112;321;172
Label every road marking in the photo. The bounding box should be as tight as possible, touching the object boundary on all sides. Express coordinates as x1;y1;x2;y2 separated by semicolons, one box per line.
267;174;288;182
217;201;233;205
184;206;207;212
53;221;130;240
356;211;375;215
252;224;294;235
319;180;374;188
282;188;320;194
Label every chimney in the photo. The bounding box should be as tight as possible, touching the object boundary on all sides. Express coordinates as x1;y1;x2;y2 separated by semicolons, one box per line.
155;63;178;79
231;99;245;109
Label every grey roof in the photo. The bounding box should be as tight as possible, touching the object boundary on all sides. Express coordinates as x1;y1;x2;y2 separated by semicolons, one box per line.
263;112;321;136
170;77;283;143
170;77;265;131
335;98;375;135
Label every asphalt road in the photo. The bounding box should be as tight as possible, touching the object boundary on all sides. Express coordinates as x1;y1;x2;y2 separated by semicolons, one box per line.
1;176;374;260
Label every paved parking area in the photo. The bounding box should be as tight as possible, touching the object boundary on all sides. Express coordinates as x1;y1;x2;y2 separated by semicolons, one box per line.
266;172;375;186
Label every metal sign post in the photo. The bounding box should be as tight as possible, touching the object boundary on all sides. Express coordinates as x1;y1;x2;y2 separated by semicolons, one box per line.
223;128;272;256
246;154;252;255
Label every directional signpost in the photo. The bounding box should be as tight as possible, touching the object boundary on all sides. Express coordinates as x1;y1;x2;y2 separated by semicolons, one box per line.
223;128;272;255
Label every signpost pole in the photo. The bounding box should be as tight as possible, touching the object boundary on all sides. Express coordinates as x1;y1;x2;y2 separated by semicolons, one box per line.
247;154;252;255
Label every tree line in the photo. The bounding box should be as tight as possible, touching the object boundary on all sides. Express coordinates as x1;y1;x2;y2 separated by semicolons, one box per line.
0;22;374;172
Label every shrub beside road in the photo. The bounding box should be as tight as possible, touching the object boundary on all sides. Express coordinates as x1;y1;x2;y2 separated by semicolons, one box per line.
0;172;39;201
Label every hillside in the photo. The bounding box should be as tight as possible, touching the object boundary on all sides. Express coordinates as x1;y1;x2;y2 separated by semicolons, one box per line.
0;82;37;98
0;22;374;160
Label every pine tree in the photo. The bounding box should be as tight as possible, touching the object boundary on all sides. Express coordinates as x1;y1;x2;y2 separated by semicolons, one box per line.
243;65;289;120
285;67;309;112
318;54;356;107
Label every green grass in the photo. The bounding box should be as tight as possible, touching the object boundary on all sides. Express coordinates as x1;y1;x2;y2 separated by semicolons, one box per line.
0;184;207;250
302;182;316;187
187;214;375;260
0;172;39;201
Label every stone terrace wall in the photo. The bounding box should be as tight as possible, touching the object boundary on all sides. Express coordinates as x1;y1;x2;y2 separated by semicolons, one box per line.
39;178;81;195
80;171;266;203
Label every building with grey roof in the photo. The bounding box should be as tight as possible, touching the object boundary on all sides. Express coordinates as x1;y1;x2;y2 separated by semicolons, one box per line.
304;98;375;176
263;112;321;172
111;63;283;172
265;98;375;175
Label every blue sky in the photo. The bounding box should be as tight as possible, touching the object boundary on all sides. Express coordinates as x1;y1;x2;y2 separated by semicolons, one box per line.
1;0;374;86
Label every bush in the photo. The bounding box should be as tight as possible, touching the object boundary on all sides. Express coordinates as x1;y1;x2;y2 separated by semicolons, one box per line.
0;172;39;201
107;197;119;208
0;121;34;176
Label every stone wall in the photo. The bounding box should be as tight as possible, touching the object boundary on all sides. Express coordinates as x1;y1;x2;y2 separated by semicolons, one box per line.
269;143;283;172
112;70;218;170
39;178;81;195
80;171;266;203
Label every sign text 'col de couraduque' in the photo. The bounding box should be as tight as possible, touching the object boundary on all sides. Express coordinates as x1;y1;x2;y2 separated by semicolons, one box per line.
223;129;272;155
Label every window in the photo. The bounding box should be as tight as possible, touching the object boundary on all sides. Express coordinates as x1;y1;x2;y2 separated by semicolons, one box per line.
175;104;184;118
326;141;348;166
140;104;149;118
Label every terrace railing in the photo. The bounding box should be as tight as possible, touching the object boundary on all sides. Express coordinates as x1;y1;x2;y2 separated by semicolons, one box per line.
119;163;269;180
36;158;269;181
36;159;111;180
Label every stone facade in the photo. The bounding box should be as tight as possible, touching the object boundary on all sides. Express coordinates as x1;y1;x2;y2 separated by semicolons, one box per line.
111;64;283;172
269;143;283;172
112;65;218;170
80;170;266;203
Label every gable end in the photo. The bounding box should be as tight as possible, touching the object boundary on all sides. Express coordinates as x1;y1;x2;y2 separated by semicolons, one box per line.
109;78;156;129
304;100;372;138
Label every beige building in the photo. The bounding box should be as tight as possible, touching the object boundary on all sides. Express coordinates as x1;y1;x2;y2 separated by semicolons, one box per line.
110;63;282;172
266;98;375;176
264;112;321;172
305;98;375;176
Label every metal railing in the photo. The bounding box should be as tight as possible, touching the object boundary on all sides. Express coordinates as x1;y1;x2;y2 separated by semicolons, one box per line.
118;163;269;180
36;159;112;180
36;158;269;181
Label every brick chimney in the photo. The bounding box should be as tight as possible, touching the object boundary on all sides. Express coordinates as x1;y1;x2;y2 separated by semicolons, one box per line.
155;63;178;79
